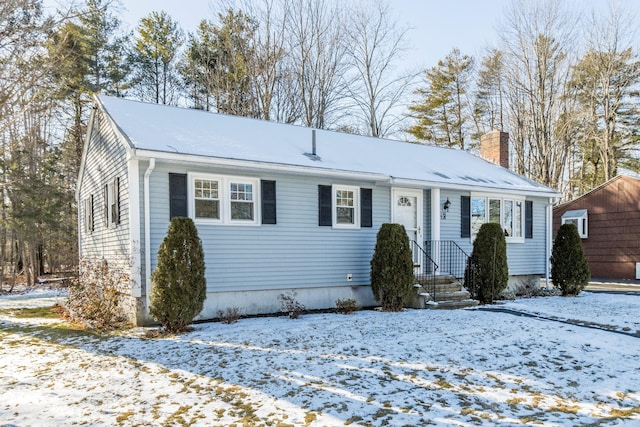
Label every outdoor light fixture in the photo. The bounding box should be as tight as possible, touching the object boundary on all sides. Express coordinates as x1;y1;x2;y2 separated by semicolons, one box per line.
442;198;451;219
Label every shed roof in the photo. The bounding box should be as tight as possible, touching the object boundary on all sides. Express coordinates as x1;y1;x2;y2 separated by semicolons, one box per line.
97;95;557;197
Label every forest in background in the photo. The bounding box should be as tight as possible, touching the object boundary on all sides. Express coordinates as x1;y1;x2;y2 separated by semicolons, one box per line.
0;0;638;286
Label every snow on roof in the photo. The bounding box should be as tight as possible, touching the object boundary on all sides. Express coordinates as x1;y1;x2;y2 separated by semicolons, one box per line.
97;95;557;196
562;209;588;218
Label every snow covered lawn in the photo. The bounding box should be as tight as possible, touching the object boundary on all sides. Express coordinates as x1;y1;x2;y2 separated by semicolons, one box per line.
1;291;639;426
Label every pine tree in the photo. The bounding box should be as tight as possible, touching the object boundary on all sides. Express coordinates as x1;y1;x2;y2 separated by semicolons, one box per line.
473;49;505;138
567;48;640;194
181;10;257;115
408;48;474;149
132;11;184;105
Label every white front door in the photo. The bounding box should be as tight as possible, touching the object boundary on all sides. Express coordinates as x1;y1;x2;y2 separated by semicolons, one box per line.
392;188;423;272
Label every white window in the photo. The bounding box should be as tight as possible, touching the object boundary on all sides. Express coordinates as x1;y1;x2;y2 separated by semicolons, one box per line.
190;174;259;225
230;182;254;221
194;178;220;220
471;197;486;237
471;194;525;242
561;209;588;238
333;185;360;228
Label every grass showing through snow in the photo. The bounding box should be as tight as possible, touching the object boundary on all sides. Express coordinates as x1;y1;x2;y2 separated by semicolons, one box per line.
0;291;639;426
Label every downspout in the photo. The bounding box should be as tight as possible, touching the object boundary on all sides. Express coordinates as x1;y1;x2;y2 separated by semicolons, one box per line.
545;197;554;288
144;158;156;316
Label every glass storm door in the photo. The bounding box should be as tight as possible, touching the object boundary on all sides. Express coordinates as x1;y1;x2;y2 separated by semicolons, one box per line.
392;188;423;273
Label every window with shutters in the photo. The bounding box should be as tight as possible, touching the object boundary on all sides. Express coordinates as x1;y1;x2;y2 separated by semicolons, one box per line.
189;173;260;225
470;193;526;243
319;185;371;228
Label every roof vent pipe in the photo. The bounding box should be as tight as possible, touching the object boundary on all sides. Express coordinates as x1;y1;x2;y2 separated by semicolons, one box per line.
312;129;316;156
303;129;321;161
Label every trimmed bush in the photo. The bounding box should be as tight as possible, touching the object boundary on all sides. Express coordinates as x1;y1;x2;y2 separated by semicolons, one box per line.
469;222;508;303
551;223;590;296
150;217;206;332
370;223;415;311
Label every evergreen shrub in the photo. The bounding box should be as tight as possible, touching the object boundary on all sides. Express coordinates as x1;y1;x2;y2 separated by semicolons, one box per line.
150;217;206;332
551;223;590;296
469;222;508;303
370;223;414;311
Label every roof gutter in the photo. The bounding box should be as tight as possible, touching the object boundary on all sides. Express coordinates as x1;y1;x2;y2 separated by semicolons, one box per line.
143;158;156;318
388;177;560;199
131;150;559;197
132;149;389;183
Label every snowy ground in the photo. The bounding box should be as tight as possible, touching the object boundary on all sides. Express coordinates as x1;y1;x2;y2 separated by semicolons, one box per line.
1;291;639;426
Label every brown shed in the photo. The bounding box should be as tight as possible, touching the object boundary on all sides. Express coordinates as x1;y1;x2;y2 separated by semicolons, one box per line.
553;175;640;280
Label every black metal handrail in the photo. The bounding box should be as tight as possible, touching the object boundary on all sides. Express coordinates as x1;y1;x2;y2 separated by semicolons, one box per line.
425;240;479;299
411;240;439;302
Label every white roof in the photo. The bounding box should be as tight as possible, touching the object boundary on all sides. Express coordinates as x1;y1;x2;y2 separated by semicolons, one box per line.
562;209;588;218
97;95;558;196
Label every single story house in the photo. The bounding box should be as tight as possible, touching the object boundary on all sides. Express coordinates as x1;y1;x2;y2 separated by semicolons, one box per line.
553;174;640;280
77;95;559;325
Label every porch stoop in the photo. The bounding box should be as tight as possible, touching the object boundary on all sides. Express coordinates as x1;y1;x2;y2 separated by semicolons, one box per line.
410;275;479;310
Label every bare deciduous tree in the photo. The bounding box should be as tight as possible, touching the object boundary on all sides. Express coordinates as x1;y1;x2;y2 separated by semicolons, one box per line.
285;0;349;129
345;0;416;137
499;0;577;188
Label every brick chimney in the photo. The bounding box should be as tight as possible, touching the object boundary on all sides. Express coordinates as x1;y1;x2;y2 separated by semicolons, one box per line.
480;130;509;169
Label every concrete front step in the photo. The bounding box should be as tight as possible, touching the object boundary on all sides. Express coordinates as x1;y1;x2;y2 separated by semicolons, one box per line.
416;275;458;286
432;290;471;302
426;299;479;310
432;283;465;294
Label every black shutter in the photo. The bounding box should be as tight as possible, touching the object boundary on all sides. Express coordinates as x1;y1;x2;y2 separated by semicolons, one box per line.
113;176;120;224
318;185;332;226
461;195;470;238
103;184;109;226
90;195;94;232
169;173;188;218
360;188;372;227
525;200;533;239
261;180;277;224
